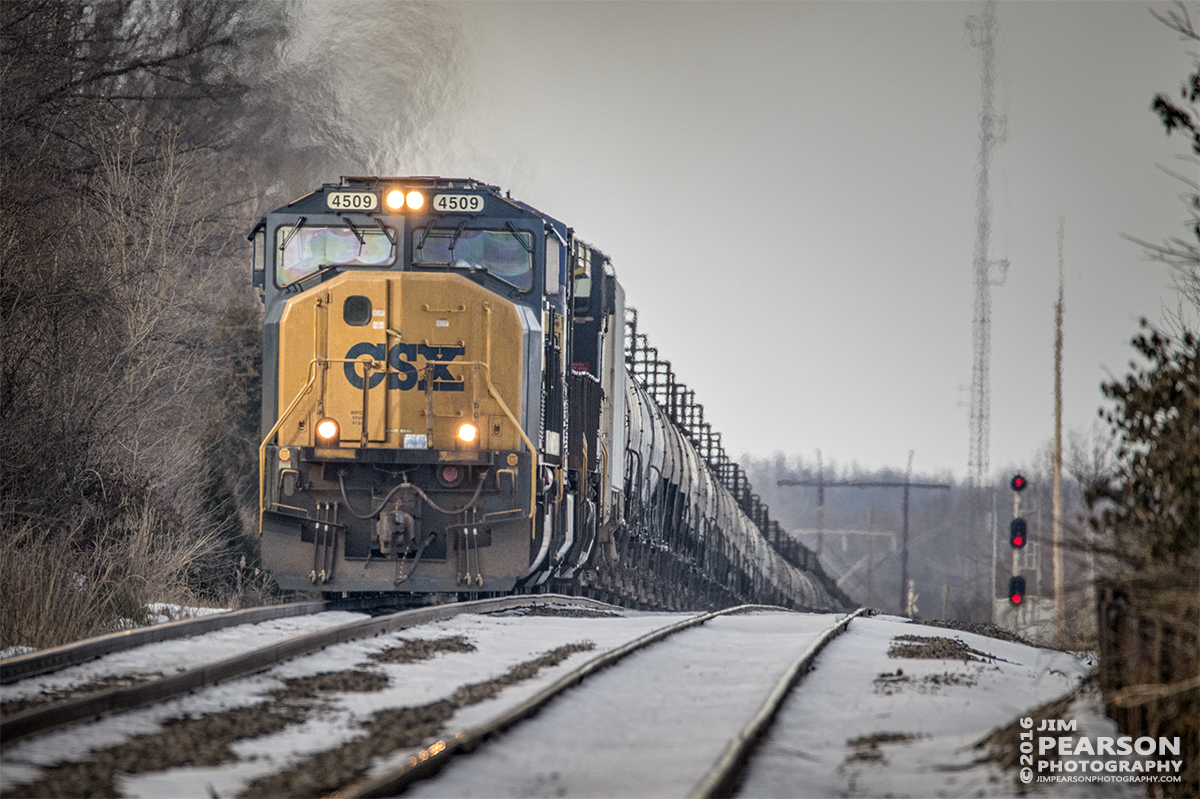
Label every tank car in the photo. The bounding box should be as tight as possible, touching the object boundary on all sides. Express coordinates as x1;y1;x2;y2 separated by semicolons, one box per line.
250;177;851;611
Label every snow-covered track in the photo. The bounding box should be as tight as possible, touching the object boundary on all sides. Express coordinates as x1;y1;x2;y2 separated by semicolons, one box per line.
0;594;613;748
342;604;790;799
0;596;412;685
690;607;872;798
3;609;1097;797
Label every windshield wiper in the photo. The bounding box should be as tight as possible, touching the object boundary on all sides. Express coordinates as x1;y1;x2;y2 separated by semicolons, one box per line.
374;217;396;246
278;216;307;253
505;222;533;254
344;216;365;246
449;219;469;251
416;220;436;251
291;262;339;289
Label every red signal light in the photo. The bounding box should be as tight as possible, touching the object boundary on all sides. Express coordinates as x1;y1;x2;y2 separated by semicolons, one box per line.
1007;575;1026;605
1010;474;1027;492
1009;518;1027;548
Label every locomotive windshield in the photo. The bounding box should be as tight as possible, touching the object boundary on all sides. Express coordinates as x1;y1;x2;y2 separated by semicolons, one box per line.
276;221;395;287
413;227;533;292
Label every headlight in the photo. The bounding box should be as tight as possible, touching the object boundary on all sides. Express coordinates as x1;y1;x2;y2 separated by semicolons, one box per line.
457;421;478;444
384;189;425;211
316;417;340;443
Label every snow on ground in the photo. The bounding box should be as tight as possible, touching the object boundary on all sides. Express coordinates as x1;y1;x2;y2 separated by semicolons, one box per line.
0;646;37;661
140;603;231;627
0;604;231;661
740;615;1132;798
0;610;369;703
1;608;690;798
3;610;1131;799
405;610;841;798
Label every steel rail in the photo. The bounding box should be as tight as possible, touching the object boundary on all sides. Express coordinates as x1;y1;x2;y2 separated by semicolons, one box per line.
0;594;615;748
689;607;874;798
341;603;786;799
0;595;412;685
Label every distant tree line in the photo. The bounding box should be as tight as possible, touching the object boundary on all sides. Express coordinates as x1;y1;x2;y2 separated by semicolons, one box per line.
744;454;1099;625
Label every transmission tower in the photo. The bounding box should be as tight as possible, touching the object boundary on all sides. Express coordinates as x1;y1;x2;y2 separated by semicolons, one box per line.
966;1;1008;621
966;1;1008;488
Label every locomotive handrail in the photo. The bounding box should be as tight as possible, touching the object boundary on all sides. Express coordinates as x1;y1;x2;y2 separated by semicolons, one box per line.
434;357;538;522
259;358;319;536
257;356;374;536
258;356;538;540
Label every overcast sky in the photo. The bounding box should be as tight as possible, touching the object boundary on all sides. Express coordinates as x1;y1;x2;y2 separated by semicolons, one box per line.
397;0;1195;480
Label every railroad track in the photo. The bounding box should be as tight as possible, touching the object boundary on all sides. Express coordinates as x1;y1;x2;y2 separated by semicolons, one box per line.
0;594;613;747
1;595;410;686
345;606;871;799
2;600;870;798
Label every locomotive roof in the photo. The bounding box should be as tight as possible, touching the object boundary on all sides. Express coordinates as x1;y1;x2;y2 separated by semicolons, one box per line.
272;176;564;230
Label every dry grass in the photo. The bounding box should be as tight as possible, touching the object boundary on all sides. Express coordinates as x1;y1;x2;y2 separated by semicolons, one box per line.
0;511;222;652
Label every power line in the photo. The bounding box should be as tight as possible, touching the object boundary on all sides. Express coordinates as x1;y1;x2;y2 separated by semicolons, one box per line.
779;452;950;613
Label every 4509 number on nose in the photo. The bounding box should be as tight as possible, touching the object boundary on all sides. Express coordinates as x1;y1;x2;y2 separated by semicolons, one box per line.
433;194;483;213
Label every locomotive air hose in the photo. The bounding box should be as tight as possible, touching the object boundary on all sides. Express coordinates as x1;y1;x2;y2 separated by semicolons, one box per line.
338;471;489;519
395;532;437;585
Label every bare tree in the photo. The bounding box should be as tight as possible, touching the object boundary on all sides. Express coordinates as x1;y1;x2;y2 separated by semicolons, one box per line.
0;1;287;642
1122;2;1200;314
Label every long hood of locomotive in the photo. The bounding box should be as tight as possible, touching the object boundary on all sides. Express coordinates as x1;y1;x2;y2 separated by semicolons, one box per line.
261;271;541;593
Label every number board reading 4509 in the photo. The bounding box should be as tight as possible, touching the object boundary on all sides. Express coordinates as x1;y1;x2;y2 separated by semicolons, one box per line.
326;192;378;211
433;194;483;213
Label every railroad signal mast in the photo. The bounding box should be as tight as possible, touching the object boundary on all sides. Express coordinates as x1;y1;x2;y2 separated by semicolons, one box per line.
1008;473;1027;604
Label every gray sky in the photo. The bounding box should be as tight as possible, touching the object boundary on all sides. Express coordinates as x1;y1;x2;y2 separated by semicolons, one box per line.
401;0;1195;480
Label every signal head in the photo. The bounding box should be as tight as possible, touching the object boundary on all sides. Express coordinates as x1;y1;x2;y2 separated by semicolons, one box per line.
1009;518;1027;548
1010;474;1027;492
1008;575;1026;605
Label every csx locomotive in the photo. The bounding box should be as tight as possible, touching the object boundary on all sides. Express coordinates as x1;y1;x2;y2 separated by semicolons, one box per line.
252;177;850;611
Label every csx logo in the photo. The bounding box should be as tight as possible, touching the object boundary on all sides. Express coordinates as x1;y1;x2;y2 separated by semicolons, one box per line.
344;343;465;391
